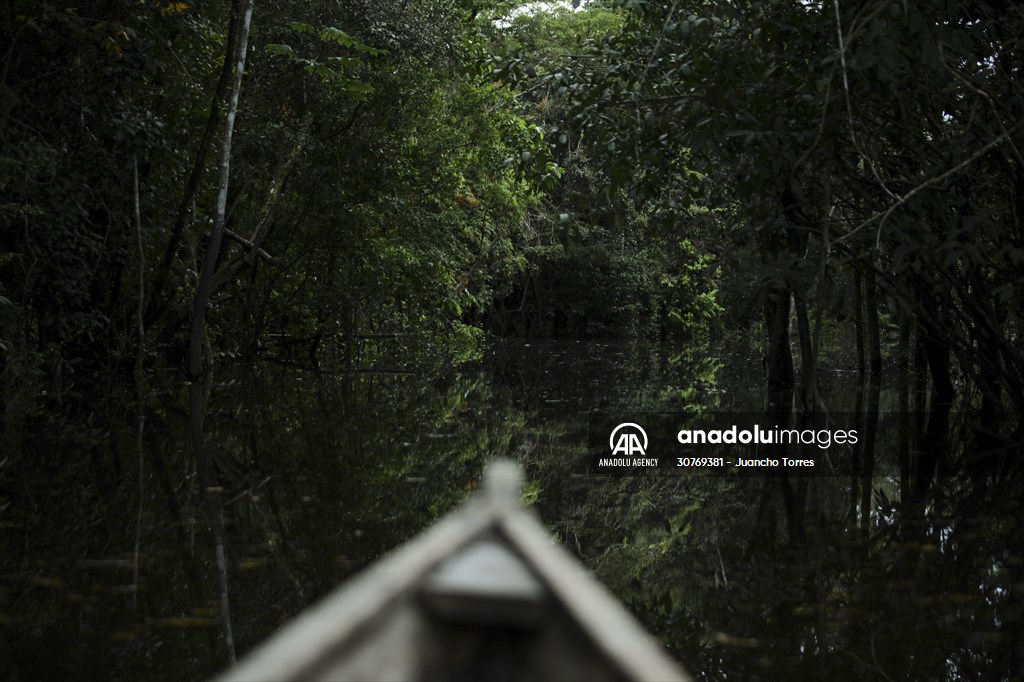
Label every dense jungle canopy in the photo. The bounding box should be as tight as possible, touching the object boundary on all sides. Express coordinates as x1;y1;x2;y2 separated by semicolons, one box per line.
1;0;1023;679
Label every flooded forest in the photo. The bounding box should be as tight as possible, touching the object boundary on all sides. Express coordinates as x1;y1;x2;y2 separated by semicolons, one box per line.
1;0;1022;679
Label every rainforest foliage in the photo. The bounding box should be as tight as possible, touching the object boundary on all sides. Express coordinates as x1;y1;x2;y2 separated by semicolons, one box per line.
490;0;1024;422
2;0;1024;679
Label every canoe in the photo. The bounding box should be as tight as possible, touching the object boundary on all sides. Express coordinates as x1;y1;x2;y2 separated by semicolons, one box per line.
216;460;690;681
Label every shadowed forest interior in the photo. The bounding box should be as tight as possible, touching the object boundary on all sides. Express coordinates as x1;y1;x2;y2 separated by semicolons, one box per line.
1;0;1022;679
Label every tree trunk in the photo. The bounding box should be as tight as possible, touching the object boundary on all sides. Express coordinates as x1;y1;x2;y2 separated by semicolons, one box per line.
859;374;880;535
864;257;882;376
850;372;864;527
853;267;865;374
913;295;955;499
185;0;254;663
146;0;241;326
764;290;794;412
897;305;911;502
132;157;145;610
794;293;815;414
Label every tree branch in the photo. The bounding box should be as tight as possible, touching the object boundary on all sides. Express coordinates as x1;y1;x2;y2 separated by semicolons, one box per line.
835;121;1024;248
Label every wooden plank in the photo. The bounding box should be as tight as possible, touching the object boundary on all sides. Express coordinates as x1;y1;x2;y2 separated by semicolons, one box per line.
216;498;499;681
309;606;426;682
421;538;546;627
499;507;692;682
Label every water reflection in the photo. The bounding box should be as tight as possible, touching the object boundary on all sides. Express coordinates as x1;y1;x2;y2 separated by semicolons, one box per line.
1;340;1018;680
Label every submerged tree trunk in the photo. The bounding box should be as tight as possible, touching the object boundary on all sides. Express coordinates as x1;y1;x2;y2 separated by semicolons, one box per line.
185;0;255;663
912;290;955;499
859;374;880;535
794;293;815;414
850;371;864;527
764;290;794;412
915;331;954;498
853;267;865;374
897;306;911;502
864;255;882;376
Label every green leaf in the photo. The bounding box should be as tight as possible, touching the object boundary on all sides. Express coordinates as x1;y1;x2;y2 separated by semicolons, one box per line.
319;27;388;56
320;26;358;47
326;56;360;69
265;43;297;58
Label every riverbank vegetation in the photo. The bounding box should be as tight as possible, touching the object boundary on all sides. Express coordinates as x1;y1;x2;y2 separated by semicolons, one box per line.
2;0;1022;679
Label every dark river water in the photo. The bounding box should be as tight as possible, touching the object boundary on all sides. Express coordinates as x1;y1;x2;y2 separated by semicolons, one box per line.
1;339;1017;680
